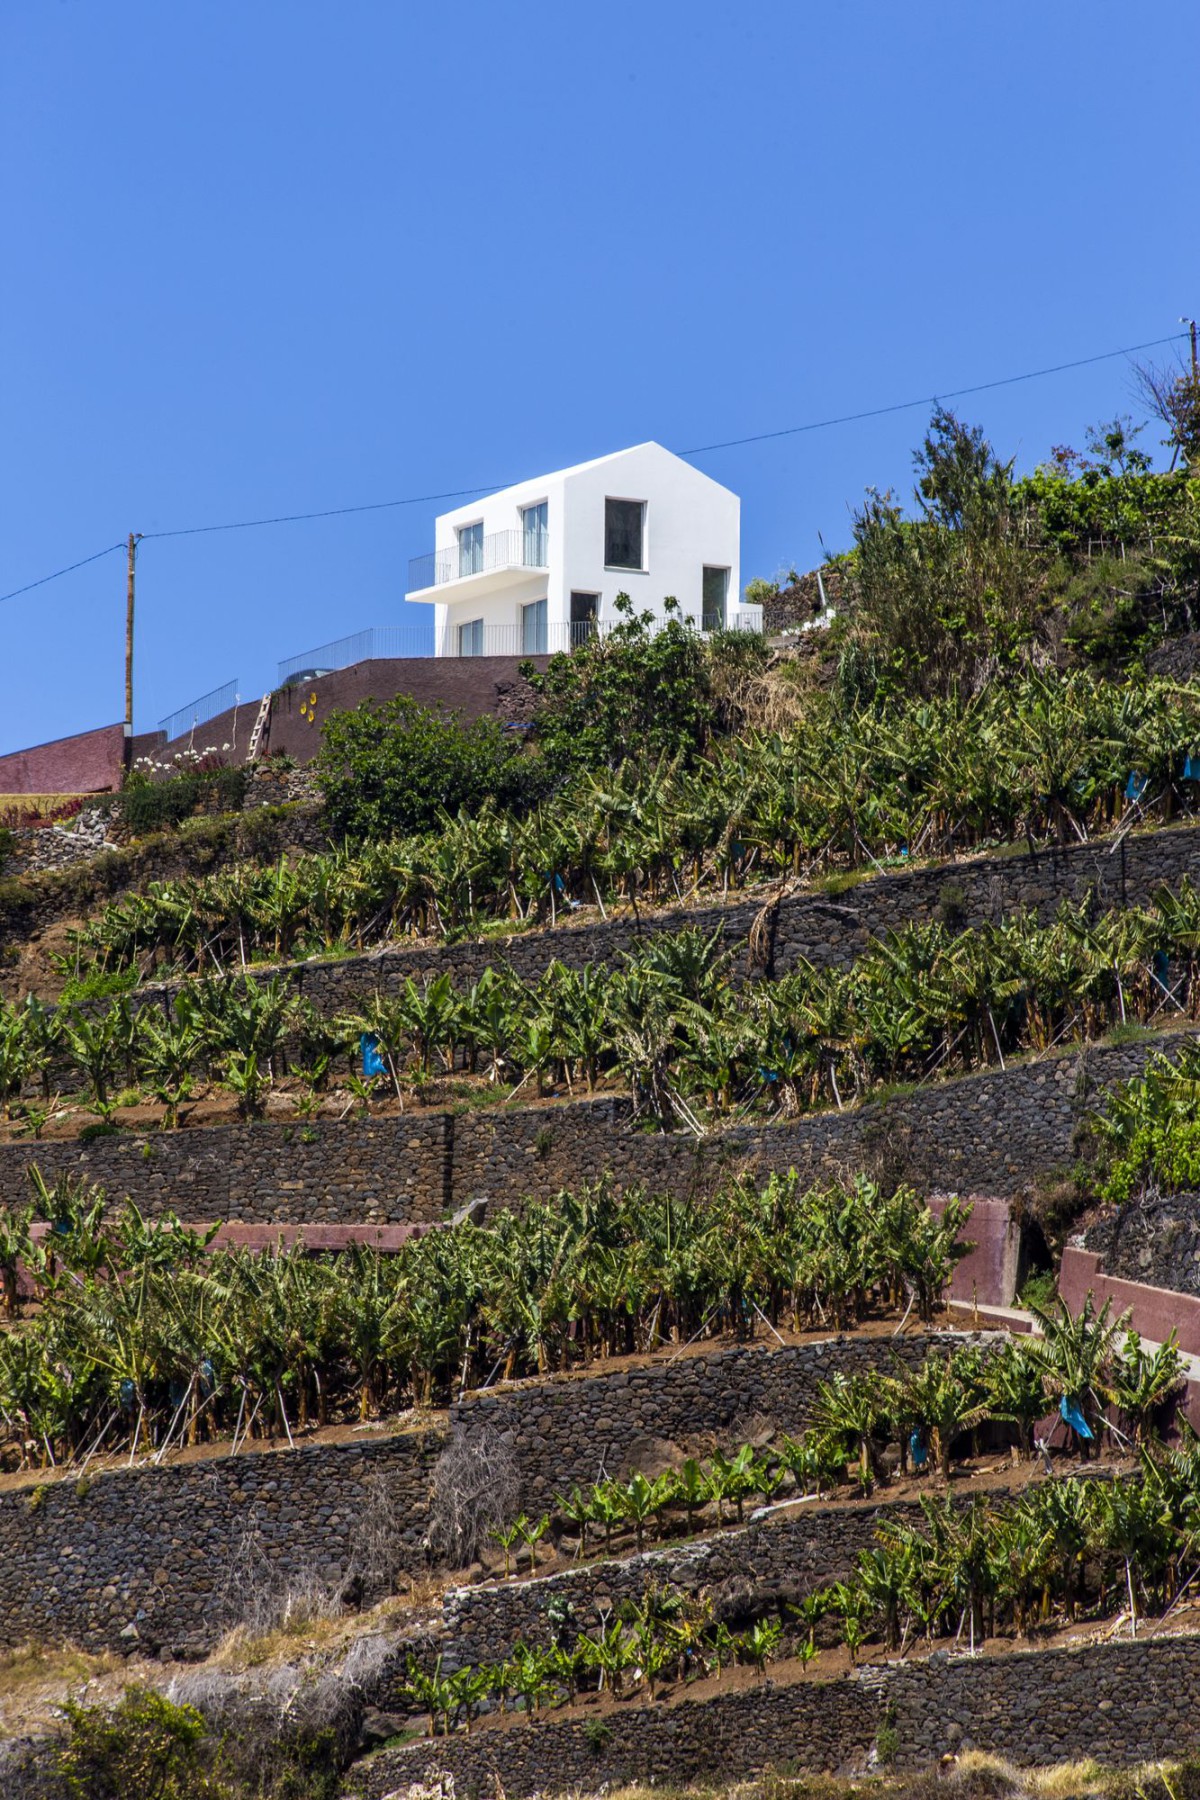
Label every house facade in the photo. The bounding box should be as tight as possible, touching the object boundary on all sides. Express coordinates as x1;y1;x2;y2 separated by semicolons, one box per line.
405;442;750;657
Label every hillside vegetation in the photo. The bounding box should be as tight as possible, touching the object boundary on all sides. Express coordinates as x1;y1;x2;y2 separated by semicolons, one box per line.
4;407;1200;1799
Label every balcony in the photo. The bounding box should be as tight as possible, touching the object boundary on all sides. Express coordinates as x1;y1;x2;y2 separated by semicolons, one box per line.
406;528;549;602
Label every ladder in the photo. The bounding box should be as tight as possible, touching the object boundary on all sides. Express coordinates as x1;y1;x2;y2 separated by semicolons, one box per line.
246;692;272;761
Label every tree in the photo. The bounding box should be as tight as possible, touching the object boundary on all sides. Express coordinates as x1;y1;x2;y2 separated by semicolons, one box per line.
1133;349;1200;469
522;597;716;777
314;694;543;843
844;409;1044;701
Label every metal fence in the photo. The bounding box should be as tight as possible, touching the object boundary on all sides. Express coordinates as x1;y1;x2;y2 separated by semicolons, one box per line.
277;626;434;685
408;528;550;593
159;678;239;745
437;609;765;658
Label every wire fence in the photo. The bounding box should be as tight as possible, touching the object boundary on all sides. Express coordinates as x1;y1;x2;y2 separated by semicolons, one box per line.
159;678;239;744
277;625;433;684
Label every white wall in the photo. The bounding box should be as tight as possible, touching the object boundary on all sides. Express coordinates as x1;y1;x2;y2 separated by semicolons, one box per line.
433;579;548;654
430;442;740;648
558;443;739;632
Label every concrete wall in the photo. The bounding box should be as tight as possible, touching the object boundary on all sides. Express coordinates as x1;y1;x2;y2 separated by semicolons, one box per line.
1060;1247;1200;1353
352;1631;1200;1796
931;1194;1022;1306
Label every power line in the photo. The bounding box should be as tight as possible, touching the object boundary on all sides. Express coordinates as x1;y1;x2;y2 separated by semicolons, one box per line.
680;332;1190;455
140;484;498;542
0;541;125;607
1;327;1190;608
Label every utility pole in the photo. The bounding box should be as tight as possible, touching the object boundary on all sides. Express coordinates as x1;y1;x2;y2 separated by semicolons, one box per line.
124;532;142;773
1190;318;1199;387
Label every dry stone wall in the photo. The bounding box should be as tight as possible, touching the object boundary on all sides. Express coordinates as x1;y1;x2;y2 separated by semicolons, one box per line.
0;1428;444;1657
0;1115;453;1223
351;1631;1200;1797
112;819;1200;1025
0;1334;986;1657
1084;1195;1200;1297
0;1030;1183;1221
434;1493;986;1670
451;1331;996;1504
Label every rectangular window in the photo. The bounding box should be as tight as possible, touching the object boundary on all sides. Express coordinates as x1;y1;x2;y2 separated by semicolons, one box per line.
521;501;548;567
569;591;598;647
521;598;548;655
457;521;484;578
458;618;484;656
702;566;729;632
605;498;645;570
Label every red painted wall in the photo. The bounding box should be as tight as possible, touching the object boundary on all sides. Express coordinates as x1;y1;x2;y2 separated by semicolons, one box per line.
0;722;127;795
1059;1245;1200;1431
158;656;549;763
930;1194;1021;1308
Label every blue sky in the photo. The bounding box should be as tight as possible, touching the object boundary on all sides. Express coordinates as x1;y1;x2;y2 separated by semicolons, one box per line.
2;1;1198;753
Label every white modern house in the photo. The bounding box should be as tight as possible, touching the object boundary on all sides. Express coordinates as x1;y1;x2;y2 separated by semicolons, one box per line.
405;442;752;657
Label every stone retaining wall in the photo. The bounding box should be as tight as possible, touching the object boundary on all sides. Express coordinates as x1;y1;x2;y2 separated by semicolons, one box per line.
115;818;1200;1024
0;804;330;946
451;1331;996;1504
0;1428;445;1656
0;1030;1182;1222
1084;1194;1200;1297
436;1493;986;1670
349;1631;1200;1797
0;1334;985;1656
0;1115;453;1223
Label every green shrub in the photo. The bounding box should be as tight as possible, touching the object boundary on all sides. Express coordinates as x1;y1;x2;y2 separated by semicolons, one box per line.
56;964;140;1004
1018;1269;1058;1313
314;695;544;843
1089;1044;1200;1204
53;1685;342;1800
118;765;249;836
521;595;716;775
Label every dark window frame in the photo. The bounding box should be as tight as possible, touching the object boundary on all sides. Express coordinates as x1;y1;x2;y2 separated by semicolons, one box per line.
604;498;646;571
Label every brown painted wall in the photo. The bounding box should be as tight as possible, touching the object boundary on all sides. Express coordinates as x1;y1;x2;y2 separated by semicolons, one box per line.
159;656;551;763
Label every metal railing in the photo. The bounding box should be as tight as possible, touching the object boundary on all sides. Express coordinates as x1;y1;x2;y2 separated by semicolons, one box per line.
159;678;239;744
408;528;550;592
438;610;765;658
278;626;434;685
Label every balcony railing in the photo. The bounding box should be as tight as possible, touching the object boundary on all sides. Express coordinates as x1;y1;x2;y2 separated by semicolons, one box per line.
408;528;549;593
439;609;764;658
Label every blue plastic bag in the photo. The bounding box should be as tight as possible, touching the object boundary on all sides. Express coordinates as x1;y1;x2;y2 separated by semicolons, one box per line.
360;1033;387;1079
1060;1395;1093;1440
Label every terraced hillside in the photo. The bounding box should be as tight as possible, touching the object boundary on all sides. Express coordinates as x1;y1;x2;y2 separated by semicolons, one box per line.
6;418;1200;1799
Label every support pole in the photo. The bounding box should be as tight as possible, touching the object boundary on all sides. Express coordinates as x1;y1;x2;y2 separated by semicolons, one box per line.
124;532;141;773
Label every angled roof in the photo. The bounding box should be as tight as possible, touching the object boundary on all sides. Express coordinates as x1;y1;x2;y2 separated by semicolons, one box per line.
481;441;738;501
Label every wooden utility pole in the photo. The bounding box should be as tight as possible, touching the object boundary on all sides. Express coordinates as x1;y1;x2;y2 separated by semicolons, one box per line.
124;532;142;772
